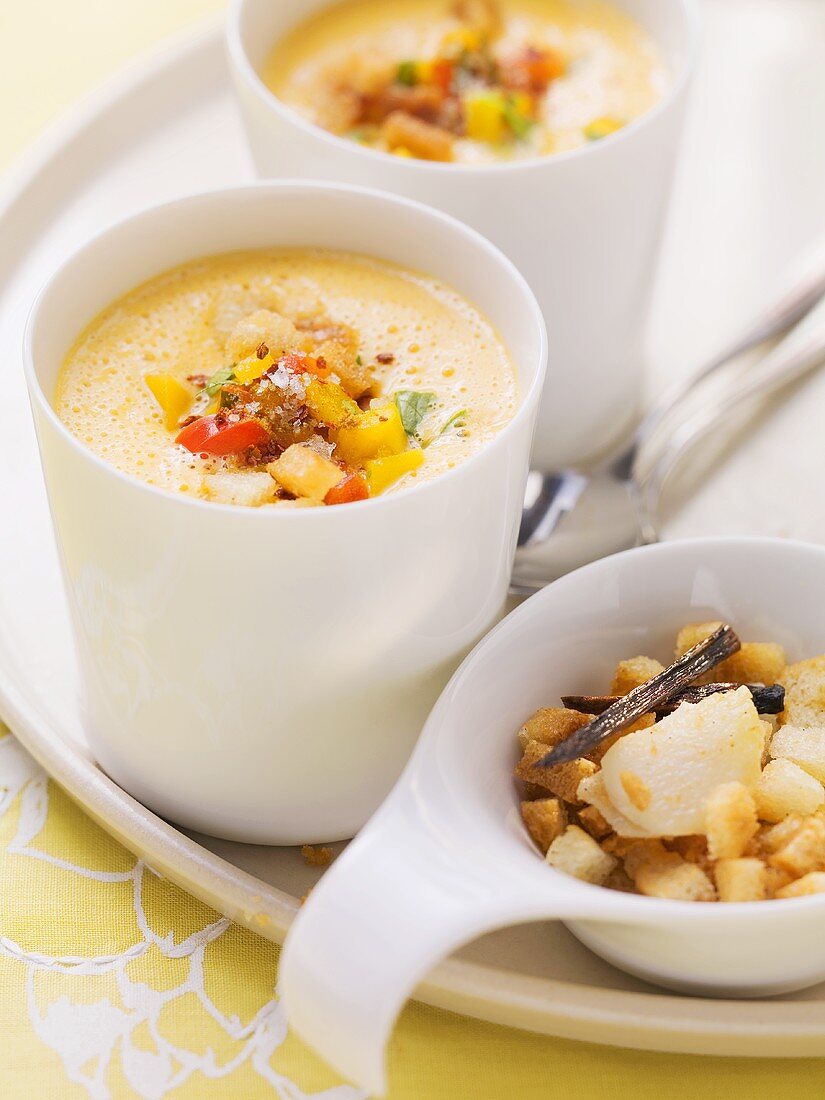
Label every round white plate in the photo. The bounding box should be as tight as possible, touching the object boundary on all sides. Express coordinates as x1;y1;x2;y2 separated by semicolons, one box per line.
4;3;825;1058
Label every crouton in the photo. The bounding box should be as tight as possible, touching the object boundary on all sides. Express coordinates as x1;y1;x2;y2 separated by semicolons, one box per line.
210;285;284;345
754;759;825;822
545;825;616;884
776;872;825;899
203;471;278;507
770;724;825;784
675;622;785;685
779;655;825;727
517;707;592;750
704;782;759;860
759;814;804;854
267;444;343;501
381;111;454;161
225;309;304;363
577;804;612;840
668;835;709;866
515;740;598;804
714;858;767;902
632;846;716;902
521;798;567;854
769;815;825;877
611;656;665;696
313;338;373;398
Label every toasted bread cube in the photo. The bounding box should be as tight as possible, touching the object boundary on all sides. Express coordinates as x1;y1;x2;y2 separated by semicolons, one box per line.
268;444;343;501
754;759;825;822
600;688;763;837
203;471;278;507
704;782;758;860
759;814;804;854
675;622;785;685
546;825;616;884
517;707;592;749
521;798;567;854
779;655;825;727
577;804;612;840
313;338;373;398
226;308;303;362
769;815;825;877
611;656;665;696
633;849;716;902
515;740;598;805
668;835;709;866
764;865;794;897
603;866;636;893
381;111;454;161
714;858;767;902
776;872;825;899
622;839;671;877
211;286;284;345
770;724;825;784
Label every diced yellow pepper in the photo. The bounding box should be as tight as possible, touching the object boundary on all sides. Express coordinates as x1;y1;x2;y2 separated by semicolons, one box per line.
234;352;275;385
464;91;507;143
365;448;425;495
391;146;414;158
204;395;220;415
305;378;361;428
584;116;624;141
415;59;435;84
332;402;408;464
442;26;482;53
145;373;194;430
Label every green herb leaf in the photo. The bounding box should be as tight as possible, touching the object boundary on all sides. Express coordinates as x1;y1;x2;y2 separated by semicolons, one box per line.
439;408;467;435
503;97;534;141
205;365;235;396
395;390;435;436
396;60;418;87
356;354;363;366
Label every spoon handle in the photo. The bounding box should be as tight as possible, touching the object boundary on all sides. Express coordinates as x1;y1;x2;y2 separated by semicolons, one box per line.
642;292;825;521
630;239;825;464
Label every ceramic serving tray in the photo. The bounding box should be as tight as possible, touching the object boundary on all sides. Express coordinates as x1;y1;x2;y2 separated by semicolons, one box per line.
4;1;825;1058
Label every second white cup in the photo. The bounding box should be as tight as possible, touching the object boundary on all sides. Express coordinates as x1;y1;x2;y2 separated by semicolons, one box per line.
228;0;699;470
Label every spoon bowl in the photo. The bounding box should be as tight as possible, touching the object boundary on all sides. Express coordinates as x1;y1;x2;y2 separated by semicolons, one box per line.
281;537;825;1094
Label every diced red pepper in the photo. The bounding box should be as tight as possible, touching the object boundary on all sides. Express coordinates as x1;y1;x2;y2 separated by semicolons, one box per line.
502;47;565;92
279;352;330;379
431;59;455;94
175;415;270;456
324;472;369;506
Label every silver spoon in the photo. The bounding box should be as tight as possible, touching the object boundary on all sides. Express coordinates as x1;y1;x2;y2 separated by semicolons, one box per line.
511;246;825;595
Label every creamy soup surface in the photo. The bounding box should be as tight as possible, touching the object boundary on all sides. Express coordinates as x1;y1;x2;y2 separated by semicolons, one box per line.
264;0;668;164
55;250;518;508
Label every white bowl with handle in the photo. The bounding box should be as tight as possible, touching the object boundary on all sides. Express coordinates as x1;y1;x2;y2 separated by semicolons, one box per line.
23;181;547;845
227;0;699;470
280;536;825;1094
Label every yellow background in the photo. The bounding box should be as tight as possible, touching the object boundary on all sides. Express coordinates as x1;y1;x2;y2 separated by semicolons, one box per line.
1;1;824;1095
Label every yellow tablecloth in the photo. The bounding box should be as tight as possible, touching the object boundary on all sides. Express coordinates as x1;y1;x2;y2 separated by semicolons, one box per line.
2;3;825;1096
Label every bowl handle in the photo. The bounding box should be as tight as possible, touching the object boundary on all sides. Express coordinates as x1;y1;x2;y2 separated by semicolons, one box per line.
278;793;588;1095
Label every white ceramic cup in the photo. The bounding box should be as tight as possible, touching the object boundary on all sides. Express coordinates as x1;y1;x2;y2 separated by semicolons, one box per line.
227;0;699;470
24;182;547;845
279;536;825;1094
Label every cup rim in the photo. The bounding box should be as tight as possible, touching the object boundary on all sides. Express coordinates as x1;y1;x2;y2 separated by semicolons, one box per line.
226;0;701;177
23;179;547;519
426;534;825;919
